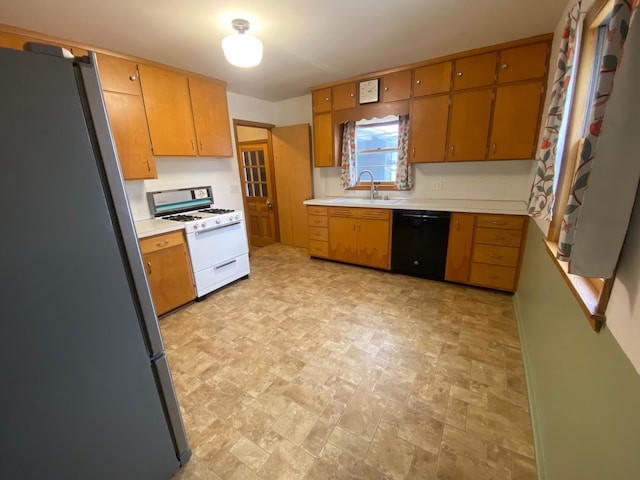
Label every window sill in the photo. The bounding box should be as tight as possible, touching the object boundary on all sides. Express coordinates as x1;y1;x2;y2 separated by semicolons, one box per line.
543;239;605;332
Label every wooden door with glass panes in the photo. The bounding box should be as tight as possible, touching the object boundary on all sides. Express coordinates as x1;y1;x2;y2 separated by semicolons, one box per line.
238;142;278;246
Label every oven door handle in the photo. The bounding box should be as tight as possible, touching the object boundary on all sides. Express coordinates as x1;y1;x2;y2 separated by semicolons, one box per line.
195;221;242;235
215;259;237;270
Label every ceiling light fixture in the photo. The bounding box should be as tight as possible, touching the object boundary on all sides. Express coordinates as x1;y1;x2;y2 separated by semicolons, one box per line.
221;18;263;68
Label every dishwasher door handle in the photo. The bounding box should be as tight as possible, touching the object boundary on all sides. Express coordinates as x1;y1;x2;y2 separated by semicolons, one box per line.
401;213;445;220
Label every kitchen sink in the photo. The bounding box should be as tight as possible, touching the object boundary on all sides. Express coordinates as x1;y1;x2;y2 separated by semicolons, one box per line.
332;198;400;205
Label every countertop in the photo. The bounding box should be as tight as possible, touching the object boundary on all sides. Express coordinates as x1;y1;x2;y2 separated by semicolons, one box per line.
303;197;529;215
134;218;185;239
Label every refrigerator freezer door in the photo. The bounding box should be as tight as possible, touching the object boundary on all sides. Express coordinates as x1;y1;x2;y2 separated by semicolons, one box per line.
0;47;182;479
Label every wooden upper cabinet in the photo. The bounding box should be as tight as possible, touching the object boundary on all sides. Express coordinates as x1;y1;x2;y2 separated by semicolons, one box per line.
488;81;544;160
95;54;140;95
413;62;452;97
312;88;332;113
103;92;156;179
410;95;449;163
447;89;493;161
96;54;156;180
382;70;411;102
452;52;497;90
188;77;232;157
333;82;357;110
498;42;548;83
313;112;334;167
0;31;33;50
138;64;197;156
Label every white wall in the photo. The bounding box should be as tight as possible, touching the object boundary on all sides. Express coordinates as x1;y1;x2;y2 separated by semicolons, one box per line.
124;92;278;220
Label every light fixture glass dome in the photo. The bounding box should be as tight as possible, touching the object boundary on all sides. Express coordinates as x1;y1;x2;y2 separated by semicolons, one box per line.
222;19;263;68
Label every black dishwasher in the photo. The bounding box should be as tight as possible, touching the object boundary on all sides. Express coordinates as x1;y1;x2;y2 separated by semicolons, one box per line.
391;210;451;280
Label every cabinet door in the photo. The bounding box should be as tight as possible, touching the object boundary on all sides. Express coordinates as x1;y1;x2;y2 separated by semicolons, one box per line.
413;62;452;97
488;82;543;160
445;213;475;283
312;88;332;113
313;112;334;167
96;54;140;95
453;52;497;90
143;245;195;316
333;82;357;110
138;64;197;156
498;42;548;83
409;95;449;163
357;218;391;270
103;92;156;179
382;70;411;102
447;89;493;161
188;77;233;157
328;216;358;263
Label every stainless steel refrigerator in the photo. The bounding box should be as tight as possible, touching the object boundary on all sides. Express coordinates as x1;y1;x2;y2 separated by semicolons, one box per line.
0;45;190;479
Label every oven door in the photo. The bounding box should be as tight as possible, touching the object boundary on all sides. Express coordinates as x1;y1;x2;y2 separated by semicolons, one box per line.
186;221;249;273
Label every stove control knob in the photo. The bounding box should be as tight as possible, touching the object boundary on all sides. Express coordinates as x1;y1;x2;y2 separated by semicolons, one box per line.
193;224;198;230
202;222;207;228
216;219;221;224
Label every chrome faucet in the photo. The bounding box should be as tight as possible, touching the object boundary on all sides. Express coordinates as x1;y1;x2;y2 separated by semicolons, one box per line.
356;170;377;199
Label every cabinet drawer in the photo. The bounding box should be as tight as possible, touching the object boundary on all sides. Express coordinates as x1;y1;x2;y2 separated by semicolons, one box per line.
308;226;328;242
470;263;516;290
308;215;328;227
472;244;520;267
307;206;328;216
476;215;524;230
139;230;185;254
309;240;329;258
474;228;522;247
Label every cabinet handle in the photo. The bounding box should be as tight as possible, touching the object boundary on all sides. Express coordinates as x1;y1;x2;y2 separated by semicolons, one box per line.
450;145;455;156
487;274;499;279
384;87;389;91
456;72;463;77
146;159;151;171
456;219;460;230
200;140;203;151
350;93;354;97
416;79;421;85
191;140;195;151
325;97;330;101
156;240;169;247
129;75;136;81
492;221;507;225
488;253;503;259
491;236;506;241
412;148;416;158
501;63;509;70
147;261;152;274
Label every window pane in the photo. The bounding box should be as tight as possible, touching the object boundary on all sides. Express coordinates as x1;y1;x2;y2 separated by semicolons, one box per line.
354;116;399;182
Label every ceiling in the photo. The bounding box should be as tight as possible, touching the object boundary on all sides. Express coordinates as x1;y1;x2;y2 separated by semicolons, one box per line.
0;0;566;102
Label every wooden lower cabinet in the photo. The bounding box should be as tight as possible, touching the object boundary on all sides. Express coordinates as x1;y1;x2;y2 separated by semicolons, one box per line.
307;206;329;258
139;230;195;316
327;207;391;270
445;213;528;292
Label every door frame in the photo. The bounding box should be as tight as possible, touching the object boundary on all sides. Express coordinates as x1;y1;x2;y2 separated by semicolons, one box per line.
232;119;280;245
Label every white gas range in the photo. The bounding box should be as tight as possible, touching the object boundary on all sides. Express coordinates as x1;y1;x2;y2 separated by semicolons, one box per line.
149;186;250;299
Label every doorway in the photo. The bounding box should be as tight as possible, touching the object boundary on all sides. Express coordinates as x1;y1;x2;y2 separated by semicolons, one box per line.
233;120;313;249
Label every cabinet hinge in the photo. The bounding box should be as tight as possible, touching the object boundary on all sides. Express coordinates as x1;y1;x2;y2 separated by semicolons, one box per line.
150;142;154;153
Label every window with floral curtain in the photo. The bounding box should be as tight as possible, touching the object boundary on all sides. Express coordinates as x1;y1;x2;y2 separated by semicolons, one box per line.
339;115;413;191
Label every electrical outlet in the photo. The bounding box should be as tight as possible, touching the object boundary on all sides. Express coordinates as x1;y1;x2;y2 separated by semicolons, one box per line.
432;180;443;191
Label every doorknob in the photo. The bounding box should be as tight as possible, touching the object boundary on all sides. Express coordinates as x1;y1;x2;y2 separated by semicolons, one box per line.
266;198;273;209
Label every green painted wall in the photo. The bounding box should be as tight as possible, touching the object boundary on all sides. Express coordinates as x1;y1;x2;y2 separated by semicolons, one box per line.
514;226;640;480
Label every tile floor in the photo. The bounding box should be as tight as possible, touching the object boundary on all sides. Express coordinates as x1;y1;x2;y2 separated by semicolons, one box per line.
164;243;536;480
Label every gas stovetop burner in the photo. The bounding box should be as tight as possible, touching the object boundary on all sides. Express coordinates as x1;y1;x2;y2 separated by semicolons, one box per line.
164;214;202;222
199;208;235;214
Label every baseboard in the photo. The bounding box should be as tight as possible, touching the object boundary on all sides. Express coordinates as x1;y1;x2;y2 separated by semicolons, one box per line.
512;292;546;480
